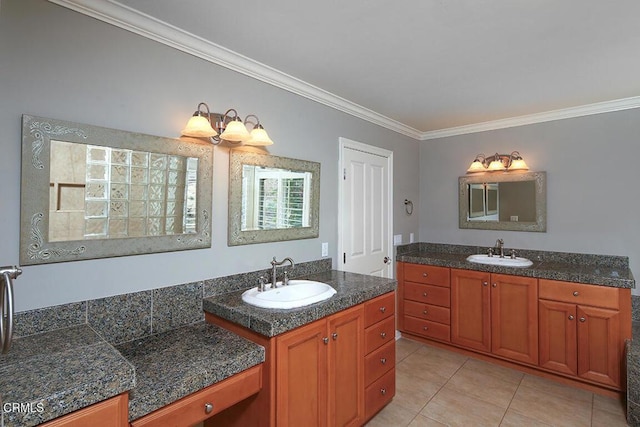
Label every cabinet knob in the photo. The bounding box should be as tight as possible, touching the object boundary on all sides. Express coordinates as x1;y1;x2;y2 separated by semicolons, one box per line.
204;403;214;414
423;326;429;331
568;315;574;320
573;291;579;297
380;388;387;395
323;337;329;344
332;332;338;340
492;283;497;288
380;357;387;365
579;317;586;323
482;281;488;287
380;332;387;339
422;272;428;277
422;292;428;297
379;306;386;313
422;309;428;315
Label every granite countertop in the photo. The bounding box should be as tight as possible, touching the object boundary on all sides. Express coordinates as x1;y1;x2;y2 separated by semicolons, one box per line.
397;249;635;289
116;322;265;421
203;270;397;337
0;325;135;427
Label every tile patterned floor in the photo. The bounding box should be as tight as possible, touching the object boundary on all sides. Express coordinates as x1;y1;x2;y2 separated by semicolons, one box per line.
367;338;629;427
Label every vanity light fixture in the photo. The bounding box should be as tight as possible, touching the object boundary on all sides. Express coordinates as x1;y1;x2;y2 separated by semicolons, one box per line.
466;151;529;173
181;102;274;146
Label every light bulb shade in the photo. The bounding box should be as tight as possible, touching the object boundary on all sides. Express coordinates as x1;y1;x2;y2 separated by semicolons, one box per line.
181;115;217;138
220;118;250;142
246;126;274;146
487;159;506;171
508;158;529;171
466;160;486;173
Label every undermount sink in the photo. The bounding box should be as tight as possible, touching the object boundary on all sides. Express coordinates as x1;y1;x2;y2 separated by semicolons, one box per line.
466;254;533;268
242;279;337;309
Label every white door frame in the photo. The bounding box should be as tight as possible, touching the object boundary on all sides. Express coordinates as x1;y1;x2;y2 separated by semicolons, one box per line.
337;137;394;277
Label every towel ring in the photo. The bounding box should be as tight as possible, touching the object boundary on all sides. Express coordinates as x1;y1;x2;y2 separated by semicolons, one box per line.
404;199;414;215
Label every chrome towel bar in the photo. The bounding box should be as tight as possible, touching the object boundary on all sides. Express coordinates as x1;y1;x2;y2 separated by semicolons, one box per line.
1;265;22;354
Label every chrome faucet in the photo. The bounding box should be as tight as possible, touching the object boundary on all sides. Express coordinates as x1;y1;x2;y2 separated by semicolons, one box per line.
494;239;505;258
270;256;295;288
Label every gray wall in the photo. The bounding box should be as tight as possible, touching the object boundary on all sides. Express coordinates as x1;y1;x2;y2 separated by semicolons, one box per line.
0;0;420;312
419;109;640;294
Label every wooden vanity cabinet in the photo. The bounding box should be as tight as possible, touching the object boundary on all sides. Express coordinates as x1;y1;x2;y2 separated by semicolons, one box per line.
276;304;364;427
539;279;631;389
450;269;538;365
40;393;128;427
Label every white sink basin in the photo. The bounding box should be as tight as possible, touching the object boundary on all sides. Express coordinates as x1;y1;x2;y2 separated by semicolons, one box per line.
466;254;533;268
242;279;337;309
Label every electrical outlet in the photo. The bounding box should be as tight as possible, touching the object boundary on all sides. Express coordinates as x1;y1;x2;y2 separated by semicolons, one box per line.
409;233;415;243
510;216;519;222
393;234;402;246
321;242;328;257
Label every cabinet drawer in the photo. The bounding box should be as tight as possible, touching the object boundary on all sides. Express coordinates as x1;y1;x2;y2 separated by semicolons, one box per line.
365;292;395;328
365;316;395;354
404;263;450;287
404;300;450;324
404;282;450;307
539;279;619;310
41;394;128;427
403;316;450;342
365;339;395;386
365;367;395;420
131;364;262;427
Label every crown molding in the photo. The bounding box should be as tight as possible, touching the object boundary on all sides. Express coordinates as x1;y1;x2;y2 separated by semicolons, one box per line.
48;0;423;140
419;96;640;140
48;1;640;142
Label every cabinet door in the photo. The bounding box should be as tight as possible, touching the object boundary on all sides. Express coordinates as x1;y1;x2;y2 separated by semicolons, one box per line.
491;274;538;365
577;305;621;388
41;394;128;427
276;319;328;427
539;299;577;375
451;269;491;352
328;306;364;427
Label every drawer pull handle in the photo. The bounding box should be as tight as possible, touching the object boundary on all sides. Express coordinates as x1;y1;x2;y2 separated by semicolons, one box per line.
332;332;338;340
573;291;579;297
423;326;429;331
579;317;586;323
422;272;428;277
422;292;428;297
423;309;428;315
568;315;574;320
380;332;387;339
204;403;214;414
380;388;387;395
381;357;387;364
380;306;386;313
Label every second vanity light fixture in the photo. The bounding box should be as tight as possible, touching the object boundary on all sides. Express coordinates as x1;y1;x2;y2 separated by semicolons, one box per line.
466;151;529;173
181;102;274;146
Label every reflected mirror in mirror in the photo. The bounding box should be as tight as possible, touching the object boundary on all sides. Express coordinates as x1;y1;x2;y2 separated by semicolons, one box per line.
229;150;320;246
20;115;213;265
459;171;546;232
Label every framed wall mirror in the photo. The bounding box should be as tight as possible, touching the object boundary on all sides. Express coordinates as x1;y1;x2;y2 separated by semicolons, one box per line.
228;150;320;245
20;114;213;265
458;171;546;232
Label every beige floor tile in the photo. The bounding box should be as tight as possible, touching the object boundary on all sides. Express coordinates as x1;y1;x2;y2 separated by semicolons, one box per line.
444;363;519;408
394;366;446;412
500;409;552;427
519;374;593;403
593;393;626;416
408;414;449;426
399;345;467;381
420;386;506;427
509;383;592;427
365;399;418;427
396;337;424;362
462;357;525;385
592;407;629;427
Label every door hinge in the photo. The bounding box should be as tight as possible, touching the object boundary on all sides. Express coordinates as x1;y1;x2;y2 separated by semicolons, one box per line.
343;168;346;180
343;253;346;264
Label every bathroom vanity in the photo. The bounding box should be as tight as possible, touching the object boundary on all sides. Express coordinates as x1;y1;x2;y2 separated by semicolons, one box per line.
396;243;634;395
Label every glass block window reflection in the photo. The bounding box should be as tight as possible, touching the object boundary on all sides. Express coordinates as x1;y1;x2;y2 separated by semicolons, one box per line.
84;146;197;238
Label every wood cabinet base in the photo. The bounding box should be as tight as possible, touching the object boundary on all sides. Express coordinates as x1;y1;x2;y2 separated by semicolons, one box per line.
40;394;128;427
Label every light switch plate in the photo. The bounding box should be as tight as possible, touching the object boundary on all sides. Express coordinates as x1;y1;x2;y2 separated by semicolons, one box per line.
321;242;328;257
409;233;415;243
393;234;402;246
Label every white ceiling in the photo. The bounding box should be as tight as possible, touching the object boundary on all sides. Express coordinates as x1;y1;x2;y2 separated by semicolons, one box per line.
53;0;640;139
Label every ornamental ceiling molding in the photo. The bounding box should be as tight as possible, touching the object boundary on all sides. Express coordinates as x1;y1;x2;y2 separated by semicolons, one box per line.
49;0;640;142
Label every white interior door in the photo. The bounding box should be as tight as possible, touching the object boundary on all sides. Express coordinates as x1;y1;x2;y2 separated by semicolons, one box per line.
339;138;393;278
